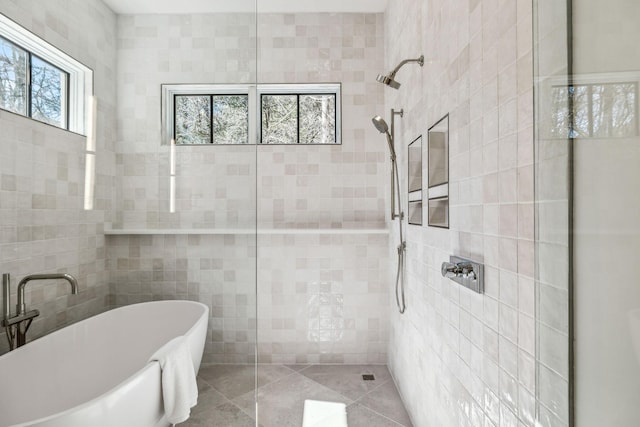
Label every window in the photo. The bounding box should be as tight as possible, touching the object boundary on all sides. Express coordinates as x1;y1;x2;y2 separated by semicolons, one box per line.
174;94;249;144
0;36;27;115
0;14;92;134
162;83;341;145
261;92;337;144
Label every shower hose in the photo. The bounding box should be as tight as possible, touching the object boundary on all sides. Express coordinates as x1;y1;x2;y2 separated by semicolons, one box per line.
392;159;406;314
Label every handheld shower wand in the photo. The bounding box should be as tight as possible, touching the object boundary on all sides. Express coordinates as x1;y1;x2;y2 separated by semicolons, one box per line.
372;111;404;220
371;115;396;161
371;112;406;314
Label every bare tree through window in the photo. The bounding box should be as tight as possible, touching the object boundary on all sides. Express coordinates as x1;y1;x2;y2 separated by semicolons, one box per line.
30;55;67;128
261;93;336;144
213;95;248;144
0;37;68;129
167;84;340;145
261;94;297;144
0;36;27;115
175;95;211;144
300;94;336;144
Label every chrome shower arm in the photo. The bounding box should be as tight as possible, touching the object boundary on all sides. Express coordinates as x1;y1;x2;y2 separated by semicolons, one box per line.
387;55;425;79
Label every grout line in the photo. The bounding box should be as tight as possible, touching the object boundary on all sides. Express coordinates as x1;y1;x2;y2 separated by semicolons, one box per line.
255;364;300;390
346;401;408;427
294;364;313;373
229;398;258;424
361;376;392;395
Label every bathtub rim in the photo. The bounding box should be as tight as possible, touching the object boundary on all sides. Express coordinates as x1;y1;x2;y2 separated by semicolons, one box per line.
3;300;209;427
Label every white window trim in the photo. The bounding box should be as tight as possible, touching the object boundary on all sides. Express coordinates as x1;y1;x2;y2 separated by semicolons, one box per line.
0;13;93;135
161;83;342;145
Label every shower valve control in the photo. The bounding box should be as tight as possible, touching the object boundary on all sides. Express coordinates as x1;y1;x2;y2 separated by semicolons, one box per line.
441;256;484;294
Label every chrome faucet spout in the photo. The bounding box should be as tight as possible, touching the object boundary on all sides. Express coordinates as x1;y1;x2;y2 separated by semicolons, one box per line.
16;273;79;315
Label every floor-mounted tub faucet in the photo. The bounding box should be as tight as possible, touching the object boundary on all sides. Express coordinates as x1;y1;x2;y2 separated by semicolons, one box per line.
16;273;78;315
2;273;79;349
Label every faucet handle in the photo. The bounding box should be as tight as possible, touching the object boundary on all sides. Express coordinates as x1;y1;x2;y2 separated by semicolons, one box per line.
441;261;476;279
441;262;459;278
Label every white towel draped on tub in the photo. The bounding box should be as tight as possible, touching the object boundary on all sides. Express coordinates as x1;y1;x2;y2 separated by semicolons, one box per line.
149;336;198;425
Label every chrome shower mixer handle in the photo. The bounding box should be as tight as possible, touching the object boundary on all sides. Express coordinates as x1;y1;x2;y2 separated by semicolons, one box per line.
441;256;484;294
441;261;476;279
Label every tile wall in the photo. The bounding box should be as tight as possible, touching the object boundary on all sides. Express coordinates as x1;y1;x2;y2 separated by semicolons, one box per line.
115;13;257;230
384;0;536;426
107;233;257;364
255;13;389;364
112;12;390;364
256;232;388;364
0;0;116;354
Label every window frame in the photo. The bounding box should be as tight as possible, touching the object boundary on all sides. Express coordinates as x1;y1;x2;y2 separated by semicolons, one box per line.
28;52;70;129
173;94;213;145
163;84;255;146
0;13;93;135
173;92;251;145
258;84;341;145
162;83;342;146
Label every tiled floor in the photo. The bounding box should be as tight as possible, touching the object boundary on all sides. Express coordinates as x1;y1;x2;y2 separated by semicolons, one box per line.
180;364;413;427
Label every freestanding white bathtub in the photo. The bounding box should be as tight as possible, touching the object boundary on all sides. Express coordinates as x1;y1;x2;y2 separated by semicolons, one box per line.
0;300;209;427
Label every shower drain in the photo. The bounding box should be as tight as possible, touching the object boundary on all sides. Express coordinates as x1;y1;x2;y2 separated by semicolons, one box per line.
362;374;375;381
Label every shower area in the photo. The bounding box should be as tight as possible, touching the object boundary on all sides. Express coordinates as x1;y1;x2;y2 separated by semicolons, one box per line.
1;0;640;425
107;2;405;426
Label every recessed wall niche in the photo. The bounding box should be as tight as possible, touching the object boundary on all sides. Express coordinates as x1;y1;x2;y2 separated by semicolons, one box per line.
408;135;422;225
427;114;449;228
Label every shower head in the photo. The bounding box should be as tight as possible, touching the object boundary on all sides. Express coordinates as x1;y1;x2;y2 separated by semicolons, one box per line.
376;55;425;90
371;115;396;160
372;115;389;134
376;74;401;90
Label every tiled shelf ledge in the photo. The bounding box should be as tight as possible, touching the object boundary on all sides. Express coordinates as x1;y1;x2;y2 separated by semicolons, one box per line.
104;228;389;236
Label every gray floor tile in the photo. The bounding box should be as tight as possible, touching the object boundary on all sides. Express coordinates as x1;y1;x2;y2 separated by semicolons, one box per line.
233;372;353;427
357;380;413;426
191;387;229;416
189;364;412;427
299;364;392;400
347;403;405;427
198;365;256;399
284;364;311;372
179;402;255;427
196;376;212;394
257;364;296;387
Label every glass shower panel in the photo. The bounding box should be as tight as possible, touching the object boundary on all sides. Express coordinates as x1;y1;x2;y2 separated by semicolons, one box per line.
254;6;391;426
112;4;258;425
572;0;640;425
533;0;572;425
534;0;640;425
